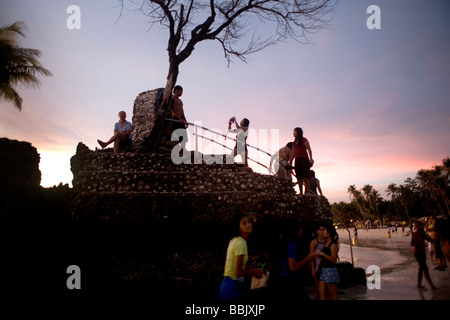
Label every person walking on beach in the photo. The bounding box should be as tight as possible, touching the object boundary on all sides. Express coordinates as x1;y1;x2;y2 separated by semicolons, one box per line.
411;221;438;291
318;223;340;300
220;213;264;300
289;127;314;195
353;226;358;242
310;223;327;300
97;110;132;153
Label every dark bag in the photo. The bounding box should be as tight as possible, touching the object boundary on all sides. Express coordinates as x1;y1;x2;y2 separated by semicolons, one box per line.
336;262;366;288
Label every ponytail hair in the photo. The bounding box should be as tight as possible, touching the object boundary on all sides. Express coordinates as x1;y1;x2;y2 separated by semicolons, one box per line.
294;127;303;146
324;222;339;245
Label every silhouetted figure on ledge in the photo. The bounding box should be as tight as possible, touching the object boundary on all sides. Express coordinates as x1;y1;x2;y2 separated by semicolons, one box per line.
97;110;132;153
228;117;250;166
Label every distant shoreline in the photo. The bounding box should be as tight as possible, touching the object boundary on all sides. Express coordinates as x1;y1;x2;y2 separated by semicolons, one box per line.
320;228;450;300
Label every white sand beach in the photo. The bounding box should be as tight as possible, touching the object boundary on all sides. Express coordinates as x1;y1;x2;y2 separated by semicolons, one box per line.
306;228;450;300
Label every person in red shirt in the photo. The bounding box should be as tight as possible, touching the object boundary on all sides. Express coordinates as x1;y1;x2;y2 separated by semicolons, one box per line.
289;127;314;194
411;220;438;291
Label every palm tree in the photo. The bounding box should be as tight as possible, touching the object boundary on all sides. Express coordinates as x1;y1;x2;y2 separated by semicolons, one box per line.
372;189;384;224
362;184;374;214
443;157;450;171
347;184;369;221
442;157;450;215
398;184;413;222
417;162;450;216
369;189;383;215
362;184;373;198
347;185;358;202
385;183;401;224
386;183;398;201
0;21;52;110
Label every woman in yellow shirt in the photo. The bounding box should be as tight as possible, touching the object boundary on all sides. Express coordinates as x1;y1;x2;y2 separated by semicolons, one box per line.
220;213;264;300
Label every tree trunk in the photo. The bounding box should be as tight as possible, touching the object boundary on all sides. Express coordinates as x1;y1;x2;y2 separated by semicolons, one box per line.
140;26;196;153
137;65;179;153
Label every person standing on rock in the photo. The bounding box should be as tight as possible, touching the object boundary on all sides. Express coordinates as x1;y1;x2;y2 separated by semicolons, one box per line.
309;170;323;196
171;85;189;149
289;127;314;195
220;213;264;300
97;110;132;153
228;117;250;166
269;142;293;181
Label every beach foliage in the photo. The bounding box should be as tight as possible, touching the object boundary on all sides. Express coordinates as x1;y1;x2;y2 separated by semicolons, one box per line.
333;157;450;226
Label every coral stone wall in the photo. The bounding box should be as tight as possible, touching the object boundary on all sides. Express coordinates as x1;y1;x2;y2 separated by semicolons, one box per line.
70;143;332;224
130;88;164;151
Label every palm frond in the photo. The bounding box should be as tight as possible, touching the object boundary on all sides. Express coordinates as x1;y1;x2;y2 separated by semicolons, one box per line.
0;21;52;111
0;82;23;110
0;21;27;46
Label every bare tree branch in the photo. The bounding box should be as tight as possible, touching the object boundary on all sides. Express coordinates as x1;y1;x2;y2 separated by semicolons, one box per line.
115;0;335;151
117;0;334;67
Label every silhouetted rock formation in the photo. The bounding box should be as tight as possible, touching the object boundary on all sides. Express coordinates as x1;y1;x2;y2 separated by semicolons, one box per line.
71;144;331;224
67;88;333;298
0;138;74;296
0;138;41;216
0;137;41;192
131;88;166;152
69;142;332;298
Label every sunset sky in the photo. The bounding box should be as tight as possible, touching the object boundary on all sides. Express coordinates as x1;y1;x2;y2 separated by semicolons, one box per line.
1;0;449;203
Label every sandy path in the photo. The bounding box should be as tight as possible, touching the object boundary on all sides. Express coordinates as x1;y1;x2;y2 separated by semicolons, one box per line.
304;228;450;300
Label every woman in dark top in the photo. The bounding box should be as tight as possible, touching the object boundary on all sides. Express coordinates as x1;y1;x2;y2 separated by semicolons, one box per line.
288;127;314;194
318;223;339;300
279;218;317;301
